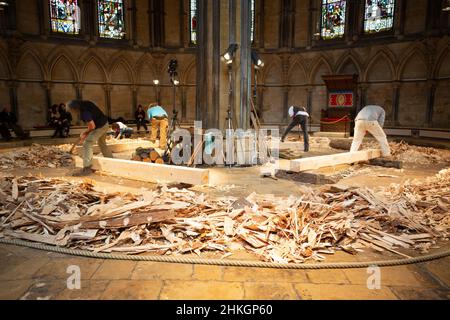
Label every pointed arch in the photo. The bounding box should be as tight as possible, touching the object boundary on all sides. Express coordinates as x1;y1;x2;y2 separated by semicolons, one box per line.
182;59;197;85
336;53;362;75
81;56;107;83
309;56;333;84
261;56;283;85
16;49;46;81
433;47;450;79
50;54;78;82
0;50;11;79
363;50;395;82
110;58;134;84
135;54;157;84
398;46;428;80
287;59;307;85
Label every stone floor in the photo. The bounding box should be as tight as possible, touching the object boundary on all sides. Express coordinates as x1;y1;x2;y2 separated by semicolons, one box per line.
0;244;449;300
0;135;449;300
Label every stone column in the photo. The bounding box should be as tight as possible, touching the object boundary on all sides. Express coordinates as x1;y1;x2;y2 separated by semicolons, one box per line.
425;80;437;127
8;80;18;115
195;0;253;130
257;86;265;122
130;0;138;47
306;86;313;121
131;85;138;115
104;85;112;118
282;87;290;121
75;83;84;100
394;0;406;40
358;83;368;112
239;0;252;130
392;81;401;126
181;86;187;121
42;82;53;118
281;54;290;121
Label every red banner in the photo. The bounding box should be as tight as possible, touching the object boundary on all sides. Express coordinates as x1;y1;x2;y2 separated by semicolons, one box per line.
329;92;353;107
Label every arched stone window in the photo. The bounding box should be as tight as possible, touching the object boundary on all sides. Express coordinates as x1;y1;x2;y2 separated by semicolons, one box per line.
49;0;81;34
189;0;198;44
97;0;126;39
321;0;347;39
363;0;396;34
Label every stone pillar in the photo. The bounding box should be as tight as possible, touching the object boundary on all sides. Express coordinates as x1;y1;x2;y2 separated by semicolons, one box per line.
306;86;313;121
181;86;187;121
130;0;138;47
75;83;83;100
238;0;252;130
8;80;18;115
358;83;368;112
426;80;437;127
392;82;401;126
42;82;53;118
132;85;138;115
257;86;265;122
195;0;253;130
282;87;290;121
281;54;290;121
104;85;112;118
394;0;406;40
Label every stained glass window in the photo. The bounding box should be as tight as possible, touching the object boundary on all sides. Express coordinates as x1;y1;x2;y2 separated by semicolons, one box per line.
189;0;197;44
98;0;125;39
250;0;255;43
364;0;395;33
321;0;346;39
49;0;81;34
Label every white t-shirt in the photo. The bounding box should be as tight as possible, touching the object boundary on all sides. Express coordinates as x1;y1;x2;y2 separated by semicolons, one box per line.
288;106;309;118
116;122;127;130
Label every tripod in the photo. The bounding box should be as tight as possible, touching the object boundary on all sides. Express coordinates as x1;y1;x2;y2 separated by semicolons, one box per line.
163;77;182;161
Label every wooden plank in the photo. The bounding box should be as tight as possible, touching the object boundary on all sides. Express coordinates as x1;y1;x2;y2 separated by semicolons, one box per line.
77;141;154;154
3;229;58;245
74;156;209;185
289;149;382;172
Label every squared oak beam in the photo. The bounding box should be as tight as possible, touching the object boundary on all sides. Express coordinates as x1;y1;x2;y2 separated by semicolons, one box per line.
289;149;382;172
76;141;155;155
74;156;209;185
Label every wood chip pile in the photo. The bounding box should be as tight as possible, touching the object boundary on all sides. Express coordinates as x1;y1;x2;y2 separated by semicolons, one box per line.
1;168;448;263
365;141;450;165
0;144;73;169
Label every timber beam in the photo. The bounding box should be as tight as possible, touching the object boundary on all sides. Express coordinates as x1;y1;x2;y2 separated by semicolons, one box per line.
74;156;210;185
289;149;382;172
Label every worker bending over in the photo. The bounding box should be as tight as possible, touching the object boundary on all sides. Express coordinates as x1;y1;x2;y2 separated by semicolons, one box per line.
67;100;113;176
147;103;169;149
112;121;133;140
350;105;391;157
281;106;310;152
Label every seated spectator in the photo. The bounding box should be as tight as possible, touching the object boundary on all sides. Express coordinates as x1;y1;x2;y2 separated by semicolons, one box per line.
0;120;10;141
58;103;72;138
49;104;63;138
0;105;29;140
111;122;133;140
48;104;59;128
135;104;149;134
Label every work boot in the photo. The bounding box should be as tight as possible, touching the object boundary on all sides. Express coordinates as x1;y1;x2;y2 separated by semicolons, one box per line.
72;167;95;177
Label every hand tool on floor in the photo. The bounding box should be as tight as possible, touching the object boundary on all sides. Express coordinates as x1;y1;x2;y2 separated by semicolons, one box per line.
69;138;82;154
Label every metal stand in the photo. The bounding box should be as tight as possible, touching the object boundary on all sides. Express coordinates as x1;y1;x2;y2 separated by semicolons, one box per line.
226;64;234;168
164;76;181;160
